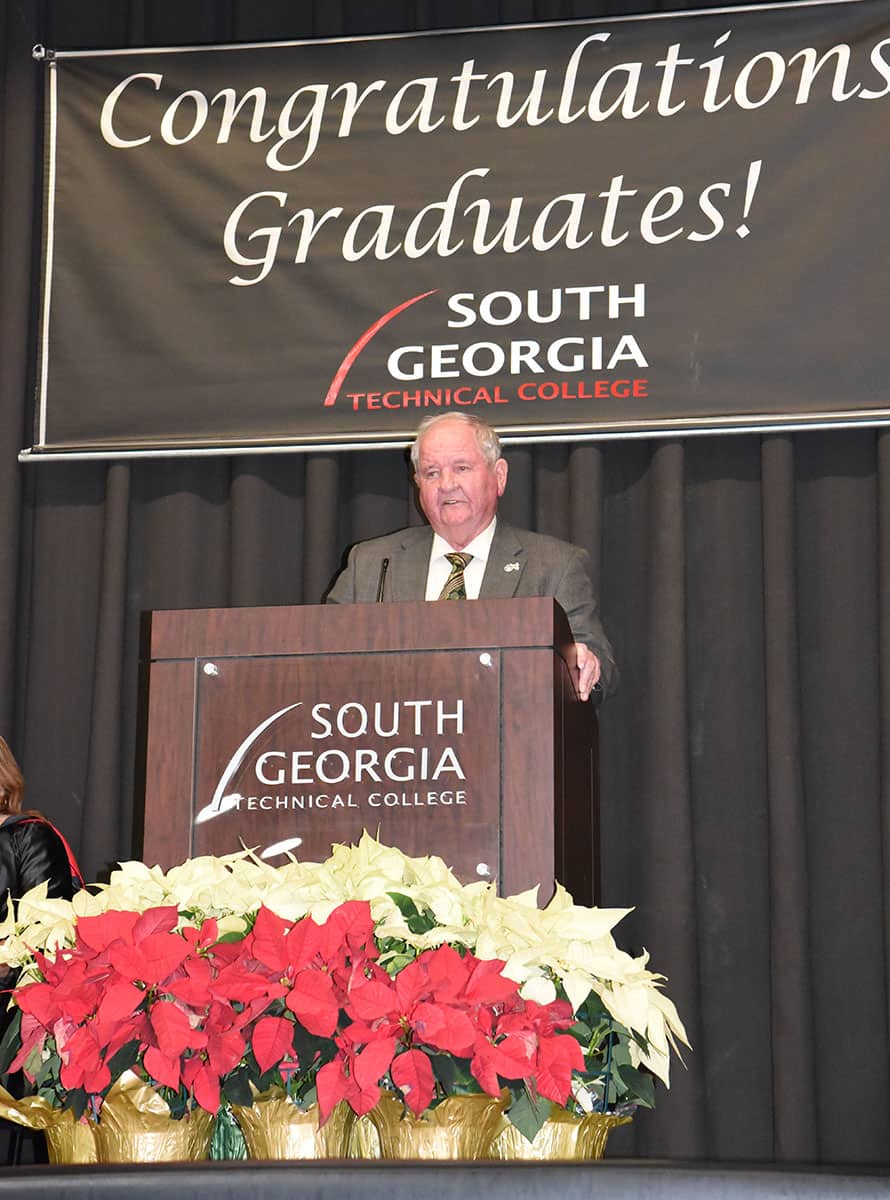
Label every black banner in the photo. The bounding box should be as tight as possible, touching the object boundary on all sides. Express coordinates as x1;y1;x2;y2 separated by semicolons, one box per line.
28;0;890;456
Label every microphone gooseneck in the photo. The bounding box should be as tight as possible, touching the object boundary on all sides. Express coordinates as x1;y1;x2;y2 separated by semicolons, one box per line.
376;557;390;602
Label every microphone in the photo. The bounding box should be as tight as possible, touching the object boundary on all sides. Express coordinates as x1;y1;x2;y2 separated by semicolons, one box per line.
376;557;390;602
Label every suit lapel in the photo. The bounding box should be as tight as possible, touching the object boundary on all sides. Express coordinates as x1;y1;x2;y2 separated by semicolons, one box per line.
480;521;526;598
390;528;433;601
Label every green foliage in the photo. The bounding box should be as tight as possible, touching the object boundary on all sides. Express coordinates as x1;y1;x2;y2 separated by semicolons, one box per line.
386;892;437;934
564;993;654;1115
107;1039;141;1080
613;1063;655;1109
156;1084;190;1119
0;1008;22;1075
506;1087;553;1143
221;1066;254;1108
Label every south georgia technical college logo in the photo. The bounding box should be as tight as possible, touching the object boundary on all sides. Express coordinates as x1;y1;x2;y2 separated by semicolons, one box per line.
199;697;472;832
320;282;650;418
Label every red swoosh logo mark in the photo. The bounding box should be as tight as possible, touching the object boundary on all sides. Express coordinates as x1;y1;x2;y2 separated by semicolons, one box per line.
323;290;438;407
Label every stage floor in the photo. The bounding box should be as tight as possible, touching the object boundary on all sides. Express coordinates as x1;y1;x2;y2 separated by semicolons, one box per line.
1;1161;890;1200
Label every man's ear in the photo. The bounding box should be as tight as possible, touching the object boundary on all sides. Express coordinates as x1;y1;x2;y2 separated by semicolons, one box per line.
495;457;508;495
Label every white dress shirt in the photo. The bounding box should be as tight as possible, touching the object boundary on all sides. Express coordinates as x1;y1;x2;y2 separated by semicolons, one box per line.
424;518;498;601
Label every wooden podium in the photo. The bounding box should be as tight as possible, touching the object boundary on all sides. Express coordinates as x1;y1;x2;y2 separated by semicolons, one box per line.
137;599;598;903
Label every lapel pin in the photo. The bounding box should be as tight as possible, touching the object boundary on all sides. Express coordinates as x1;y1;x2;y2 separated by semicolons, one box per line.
504;562;520;572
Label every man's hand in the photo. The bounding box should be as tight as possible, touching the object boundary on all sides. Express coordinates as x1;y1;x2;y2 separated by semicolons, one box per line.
573;642;601;702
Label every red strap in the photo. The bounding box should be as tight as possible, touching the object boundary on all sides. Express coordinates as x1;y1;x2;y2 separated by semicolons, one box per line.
16;817;85;890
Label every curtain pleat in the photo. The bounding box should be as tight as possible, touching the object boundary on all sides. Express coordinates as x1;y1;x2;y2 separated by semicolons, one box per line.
761;433;817;1162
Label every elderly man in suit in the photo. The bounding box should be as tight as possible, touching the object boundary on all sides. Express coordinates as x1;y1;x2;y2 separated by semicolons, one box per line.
326;413;616;702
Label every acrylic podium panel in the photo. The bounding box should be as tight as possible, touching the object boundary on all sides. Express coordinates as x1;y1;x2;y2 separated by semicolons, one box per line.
138;599;598;902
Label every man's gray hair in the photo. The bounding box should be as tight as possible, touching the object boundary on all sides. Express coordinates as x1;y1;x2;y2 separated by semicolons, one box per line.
410;413;502;470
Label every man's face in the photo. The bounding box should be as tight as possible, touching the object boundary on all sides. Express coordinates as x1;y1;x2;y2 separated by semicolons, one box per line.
415;420;507;549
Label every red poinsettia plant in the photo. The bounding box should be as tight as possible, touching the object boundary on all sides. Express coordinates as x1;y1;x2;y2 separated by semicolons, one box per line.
3;895;583;1133
220;899;384;1110
5;905;278;1117
316;939;583;1123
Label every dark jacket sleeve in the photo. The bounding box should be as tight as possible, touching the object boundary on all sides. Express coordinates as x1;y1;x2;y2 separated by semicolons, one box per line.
0;820;75;921
14;822;75;901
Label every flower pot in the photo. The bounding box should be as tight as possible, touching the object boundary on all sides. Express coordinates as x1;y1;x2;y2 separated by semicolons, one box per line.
0;1085;98;1164
92;1074;213;1163
368;1091;509;1160
232;1097;355;1160
42;1110;98;1165
493;1106;632;1160
92;1107;213;1163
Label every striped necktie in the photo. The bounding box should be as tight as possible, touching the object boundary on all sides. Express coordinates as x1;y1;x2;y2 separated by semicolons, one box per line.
439;552;472;600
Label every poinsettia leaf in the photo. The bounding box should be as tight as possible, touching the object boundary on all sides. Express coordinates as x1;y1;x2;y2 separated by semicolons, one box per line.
143;1044;183;1091
506;1087;552;1144
386;893;437;935
613;1064;655;1108
96;980;145;1027
462;957;518;1006
353;1037;397;1089
74;909;142;952
425;1050;474;1095
422;945;469;1001
150;999;196;1058
157;1082;189;1120
411;1002;476;1057
252;1015;296;1074
247;906;291;968
286;969;339;1038
607;1036;632;1068
132;906;181;941
316;1059;351;1123
106;1038;142;1080
391;1048;434;1115
12;981;60;1026
469;1044;503;1097
292;1020;337;1068
190;1060;222;1114
535;1035;584;1104
222;1066;255;1108
380;952;415;976
31;1046;58;1088
0;1007;22;1073
487;1033;535;1080
132;931;192;985
66;1086;90;1121
82;1060;113;1095
342;976;397;1022
207;1026;248;1077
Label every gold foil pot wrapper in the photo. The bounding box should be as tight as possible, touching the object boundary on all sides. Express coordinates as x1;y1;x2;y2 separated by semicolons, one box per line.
92;1071;213;1163
493;1106;632;1160
231;1087;355;1159
349;1114;381;1159
368;1090;510;1160
0;1085;97;1163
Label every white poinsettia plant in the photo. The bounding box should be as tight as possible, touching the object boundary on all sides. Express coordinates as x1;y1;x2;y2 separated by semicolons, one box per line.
0;832;688;1133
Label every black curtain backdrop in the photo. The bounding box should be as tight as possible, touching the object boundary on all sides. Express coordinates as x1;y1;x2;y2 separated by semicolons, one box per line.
1;0;887;1168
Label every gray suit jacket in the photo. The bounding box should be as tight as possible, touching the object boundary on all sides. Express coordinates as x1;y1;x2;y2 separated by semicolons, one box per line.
326;521;616;698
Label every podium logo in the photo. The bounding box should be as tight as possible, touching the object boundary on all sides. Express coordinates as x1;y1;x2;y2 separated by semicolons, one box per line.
197;696;468;827
196;701;302;824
